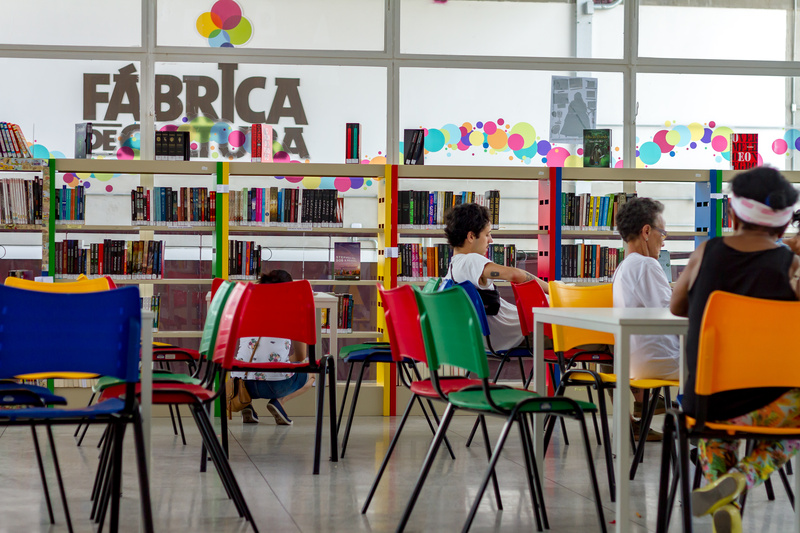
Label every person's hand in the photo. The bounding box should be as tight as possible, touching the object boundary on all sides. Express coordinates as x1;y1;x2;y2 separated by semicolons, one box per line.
783;235;800;255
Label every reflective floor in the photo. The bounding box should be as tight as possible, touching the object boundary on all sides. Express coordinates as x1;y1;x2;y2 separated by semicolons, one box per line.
0;409;795;532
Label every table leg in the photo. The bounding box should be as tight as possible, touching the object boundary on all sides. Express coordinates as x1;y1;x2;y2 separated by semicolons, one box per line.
613;330;630;533
532;319;546;483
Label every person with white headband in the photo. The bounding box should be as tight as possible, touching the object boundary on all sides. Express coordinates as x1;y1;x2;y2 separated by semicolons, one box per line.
671;166;800;533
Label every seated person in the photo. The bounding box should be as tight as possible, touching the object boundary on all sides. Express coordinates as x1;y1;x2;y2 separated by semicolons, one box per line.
670;166;800;532
443;202;548;351
233;270;315;425
612;197;680;381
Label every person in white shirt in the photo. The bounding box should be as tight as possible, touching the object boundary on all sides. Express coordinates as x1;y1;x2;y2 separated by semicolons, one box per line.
612;197;680;382
443;202;549;351
233;270;314;425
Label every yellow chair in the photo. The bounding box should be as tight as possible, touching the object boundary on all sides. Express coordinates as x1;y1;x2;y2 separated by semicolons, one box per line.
656;291;800;531
544;281;679;499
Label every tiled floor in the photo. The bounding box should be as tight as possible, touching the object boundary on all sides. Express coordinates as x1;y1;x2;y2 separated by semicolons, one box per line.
0;410;795;532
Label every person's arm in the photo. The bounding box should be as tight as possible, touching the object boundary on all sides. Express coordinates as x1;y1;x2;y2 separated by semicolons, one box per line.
290;341;308;363
670;241;706;317
481;262;549;294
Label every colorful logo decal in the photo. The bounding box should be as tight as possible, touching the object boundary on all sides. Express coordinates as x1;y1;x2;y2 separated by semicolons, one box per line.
196;0;253;48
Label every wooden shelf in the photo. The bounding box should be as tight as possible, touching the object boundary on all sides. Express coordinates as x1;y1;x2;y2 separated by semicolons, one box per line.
322;331;382;339
561;230;706;239
114;279;211;285
307;279;379;286
398;228;544;237
0;224;41;232
54;224;214;233
398;165;548;181
560;168;710;182
228;225;380;236
53;159;218;176
229;161;385;178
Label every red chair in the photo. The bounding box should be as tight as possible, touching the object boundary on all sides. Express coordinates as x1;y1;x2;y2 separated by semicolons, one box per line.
361;284;502;514
213;279;338;475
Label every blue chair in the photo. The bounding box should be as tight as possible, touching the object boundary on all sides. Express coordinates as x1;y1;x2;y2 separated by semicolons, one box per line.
0;285;153;533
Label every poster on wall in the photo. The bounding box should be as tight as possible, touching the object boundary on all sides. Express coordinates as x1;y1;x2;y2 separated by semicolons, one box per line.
549;76;598;144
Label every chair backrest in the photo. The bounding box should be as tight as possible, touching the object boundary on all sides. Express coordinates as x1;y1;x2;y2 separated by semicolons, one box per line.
198;279;236;359
695;291;800;396
213;280;317;370
547;281;615;352
378;284;428;364
414;286;490;379
422;277;441;293
453;281;491;337
0;285;141;381
211;277;225;299
5;276;113;293
511;278;553;339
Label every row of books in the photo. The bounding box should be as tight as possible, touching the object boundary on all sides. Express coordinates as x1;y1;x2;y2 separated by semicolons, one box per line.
321;293;355;334
250;124;273;162
0;122;32;158
131;186;217;226
398;243;453;281
54;239;165;279
228;240;262;280
488;243;517;268
55;185;85;224
155;131;190;161
561;192;636;230
403;129;424;165
0;176;42;225
229;187;343;227
560;244;625;283
397;190;500;229
345;123;361;164
140;296;162;332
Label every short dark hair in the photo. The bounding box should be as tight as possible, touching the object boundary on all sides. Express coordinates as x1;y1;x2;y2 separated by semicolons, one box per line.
731;166;798;236
444;203;491;248
259;269;293;284
616;197;665;242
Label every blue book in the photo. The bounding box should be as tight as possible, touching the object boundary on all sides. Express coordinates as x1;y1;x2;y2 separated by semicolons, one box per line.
278;189;284;223
61;185;67;221
160;187;167;224
600;196;609;229
429;192;435;225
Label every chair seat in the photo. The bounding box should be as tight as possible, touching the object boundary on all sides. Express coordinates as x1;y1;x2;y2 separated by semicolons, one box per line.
566;372;678;389
492;347;531;358
448;388;597;413
343;351;406;364
99;382;216;404
229;361;315;372
92;372;201;393
566;352;614;364
152;346;201;361
0;397;126;422
409;377;482;398
339;343;390;358
685;416;800;436
0;382;67;405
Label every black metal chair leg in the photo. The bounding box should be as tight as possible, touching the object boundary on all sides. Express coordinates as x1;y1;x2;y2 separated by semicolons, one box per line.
132;410;155;533
522;415;549;530
575;413;607;533
478;415;504;511
340;361;368;458
336;361;355;435
595;384;616;502
327;358;339;464
677;417;693;532
631;387;661;480
779;467;795;509
168;404;178;436
46;425;74;533
31;427;55;524
187;405;242;512
420;397;456;460
313;362;326;475
396;404;455;533
73;391;95;437
174;404;187;445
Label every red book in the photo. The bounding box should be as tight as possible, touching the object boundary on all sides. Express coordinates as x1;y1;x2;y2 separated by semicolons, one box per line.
731;133;758;170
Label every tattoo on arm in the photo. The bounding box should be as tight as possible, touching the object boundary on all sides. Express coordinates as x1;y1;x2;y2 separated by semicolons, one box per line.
523;272;535;282
489;271;501;278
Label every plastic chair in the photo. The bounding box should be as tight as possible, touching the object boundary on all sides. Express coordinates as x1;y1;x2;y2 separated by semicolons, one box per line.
98;280;258;530
543;281;679;499
396;285;607;533
337;278;442;457
656;291;800;532
361;284;486;514
0;285;153;533
213;279;338;475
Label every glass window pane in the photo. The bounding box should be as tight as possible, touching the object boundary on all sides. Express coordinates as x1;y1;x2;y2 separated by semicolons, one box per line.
0;58;142;159
639;3;788;61
400;0;624;59
154;62;387;164
157;0;384;51
400;68;624;167
0;0;141;47
636;73;790;170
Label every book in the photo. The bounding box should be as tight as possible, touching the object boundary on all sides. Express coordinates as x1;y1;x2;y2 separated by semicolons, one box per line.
334;242;361;280
730;133;758;170
403;129;424;165
250;124;273;162
345;123;361;164
75;122;93;159
583;128;611;168
658;249;672;282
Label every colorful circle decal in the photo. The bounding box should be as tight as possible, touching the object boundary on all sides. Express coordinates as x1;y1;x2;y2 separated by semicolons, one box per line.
197;1;253;48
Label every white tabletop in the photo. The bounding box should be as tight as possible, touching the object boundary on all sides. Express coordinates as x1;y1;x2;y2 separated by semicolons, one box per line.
532;306;688;533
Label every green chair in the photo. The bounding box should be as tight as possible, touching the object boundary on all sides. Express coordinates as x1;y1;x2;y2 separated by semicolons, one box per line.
396;285;607;533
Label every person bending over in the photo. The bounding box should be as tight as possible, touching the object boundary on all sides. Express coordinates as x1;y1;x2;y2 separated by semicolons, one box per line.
670;166;800;532
443;202;548;351
234;270;315;425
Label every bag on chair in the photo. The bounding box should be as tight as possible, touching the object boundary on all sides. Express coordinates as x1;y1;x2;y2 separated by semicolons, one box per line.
225;337;260;419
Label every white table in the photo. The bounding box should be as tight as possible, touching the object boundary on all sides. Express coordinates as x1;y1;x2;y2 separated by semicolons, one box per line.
532;307;688;533
313;292;339;367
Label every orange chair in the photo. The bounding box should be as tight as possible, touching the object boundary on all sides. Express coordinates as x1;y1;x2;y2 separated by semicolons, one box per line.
656;291;800;531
